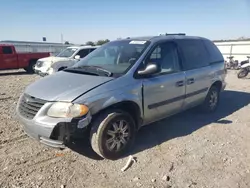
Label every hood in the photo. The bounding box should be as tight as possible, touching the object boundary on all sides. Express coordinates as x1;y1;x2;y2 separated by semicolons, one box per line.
25;71;114;102
38;56;74;63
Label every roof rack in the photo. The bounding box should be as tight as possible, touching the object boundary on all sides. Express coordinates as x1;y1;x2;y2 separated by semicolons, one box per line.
165;33;186;36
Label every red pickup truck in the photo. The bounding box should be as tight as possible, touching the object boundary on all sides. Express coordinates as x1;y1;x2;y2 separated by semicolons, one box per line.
0;44;50;73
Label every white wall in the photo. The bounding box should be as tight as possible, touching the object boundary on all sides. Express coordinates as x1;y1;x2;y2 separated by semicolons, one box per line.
0;41;71;56
214;40;250;62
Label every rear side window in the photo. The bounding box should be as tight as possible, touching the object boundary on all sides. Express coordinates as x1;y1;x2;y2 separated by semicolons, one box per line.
2;46;13;54
77;49;90;58
89;48;96;53
178;39;209;70
203;40;224;63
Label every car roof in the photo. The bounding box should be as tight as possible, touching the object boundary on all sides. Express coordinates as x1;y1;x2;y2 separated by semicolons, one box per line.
67;45;100;49
119;34;208;43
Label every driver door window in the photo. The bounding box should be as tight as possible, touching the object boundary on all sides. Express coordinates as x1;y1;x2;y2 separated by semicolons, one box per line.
146;42;180;74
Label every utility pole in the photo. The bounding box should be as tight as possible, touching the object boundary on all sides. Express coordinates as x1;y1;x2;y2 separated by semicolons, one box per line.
61;33;64;44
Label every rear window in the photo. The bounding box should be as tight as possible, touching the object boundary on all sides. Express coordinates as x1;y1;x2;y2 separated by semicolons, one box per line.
177;39;209;70
203;40;224;63
77;49;90;58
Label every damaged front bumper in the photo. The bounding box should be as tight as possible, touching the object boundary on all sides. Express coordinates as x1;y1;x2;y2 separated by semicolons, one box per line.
17;110;92;148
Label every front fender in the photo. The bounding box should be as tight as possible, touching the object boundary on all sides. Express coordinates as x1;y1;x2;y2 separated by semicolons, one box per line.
73;82;143;118
51;60;76;71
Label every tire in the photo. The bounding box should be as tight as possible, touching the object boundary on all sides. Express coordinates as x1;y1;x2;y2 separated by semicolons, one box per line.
237;68;248;78
201;86;220;113
24;60;37;74
90;109;136;160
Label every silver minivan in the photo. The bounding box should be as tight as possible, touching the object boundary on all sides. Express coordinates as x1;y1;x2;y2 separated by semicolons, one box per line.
16;34;226;160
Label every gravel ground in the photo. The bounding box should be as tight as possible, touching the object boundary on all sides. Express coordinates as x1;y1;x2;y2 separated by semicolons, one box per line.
0;69;250;188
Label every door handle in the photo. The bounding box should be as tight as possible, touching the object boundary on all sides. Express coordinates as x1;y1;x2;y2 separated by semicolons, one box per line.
176;80;184;87
187;78;195;85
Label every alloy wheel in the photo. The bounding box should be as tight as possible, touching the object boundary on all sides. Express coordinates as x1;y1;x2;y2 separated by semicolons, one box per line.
105;120;130;152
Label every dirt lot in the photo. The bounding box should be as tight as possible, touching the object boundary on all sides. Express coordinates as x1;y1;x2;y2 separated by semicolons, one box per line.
0;70;250;188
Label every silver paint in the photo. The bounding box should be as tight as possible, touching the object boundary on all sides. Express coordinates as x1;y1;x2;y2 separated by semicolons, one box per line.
16;35;226;148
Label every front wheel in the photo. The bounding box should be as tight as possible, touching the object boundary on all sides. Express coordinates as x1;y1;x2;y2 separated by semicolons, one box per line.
237;68;249;78
90;110;136;160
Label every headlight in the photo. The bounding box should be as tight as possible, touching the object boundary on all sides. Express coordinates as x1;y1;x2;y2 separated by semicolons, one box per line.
36;61;43;67
47;102;89;118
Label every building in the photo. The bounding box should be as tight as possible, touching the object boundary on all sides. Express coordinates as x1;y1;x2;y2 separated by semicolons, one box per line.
214;39;250;62
0;40;72;56
1;39;249;62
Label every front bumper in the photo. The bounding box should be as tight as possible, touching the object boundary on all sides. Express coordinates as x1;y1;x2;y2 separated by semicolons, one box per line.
34;66;53;77
35;69;49;77
16;104;92;148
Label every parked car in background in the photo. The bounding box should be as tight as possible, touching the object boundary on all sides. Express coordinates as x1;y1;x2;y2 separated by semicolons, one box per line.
0;44;50;73
34;45;99;76
16;34;226;160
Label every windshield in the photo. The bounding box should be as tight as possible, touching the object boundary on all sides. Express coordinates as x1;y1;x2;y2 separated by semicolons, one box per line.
71;40;150;74
56;48;78;57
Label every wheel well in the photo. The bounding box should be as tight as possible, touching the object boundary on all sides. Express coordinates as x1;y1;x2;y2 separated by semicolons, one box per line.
94;101;142;129
24;59;38;73
29;59;38;64
211;81;222;91
58;67;67;71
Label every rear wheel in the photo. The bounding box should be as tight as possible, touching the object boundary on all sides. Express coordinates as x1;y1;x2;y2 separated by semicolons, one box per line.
90;109;136;160
200;86;220;113
237;68;248;78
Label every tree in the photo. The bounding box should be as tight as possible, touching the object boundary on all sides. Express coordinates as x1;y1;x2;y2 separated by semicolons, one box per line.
96;39;110;46
85;41;95;46
64;41;70;45
104;39;110;43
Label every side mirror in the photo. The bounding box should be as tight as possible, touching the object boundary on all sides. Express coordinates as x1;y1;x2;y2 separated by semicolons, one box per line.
75;55;80;60
137;63;161;76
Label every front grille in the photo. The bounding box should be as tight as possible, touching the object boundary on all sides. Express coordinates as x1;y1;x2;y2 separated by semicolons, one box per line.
18;94;47;120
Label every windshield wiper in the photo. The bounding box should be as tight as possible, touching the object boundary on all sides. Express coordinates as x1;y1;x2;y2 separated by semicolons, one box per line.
64;69;100;76
66;66;113;77
95;67;113;77
71;66;113;77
